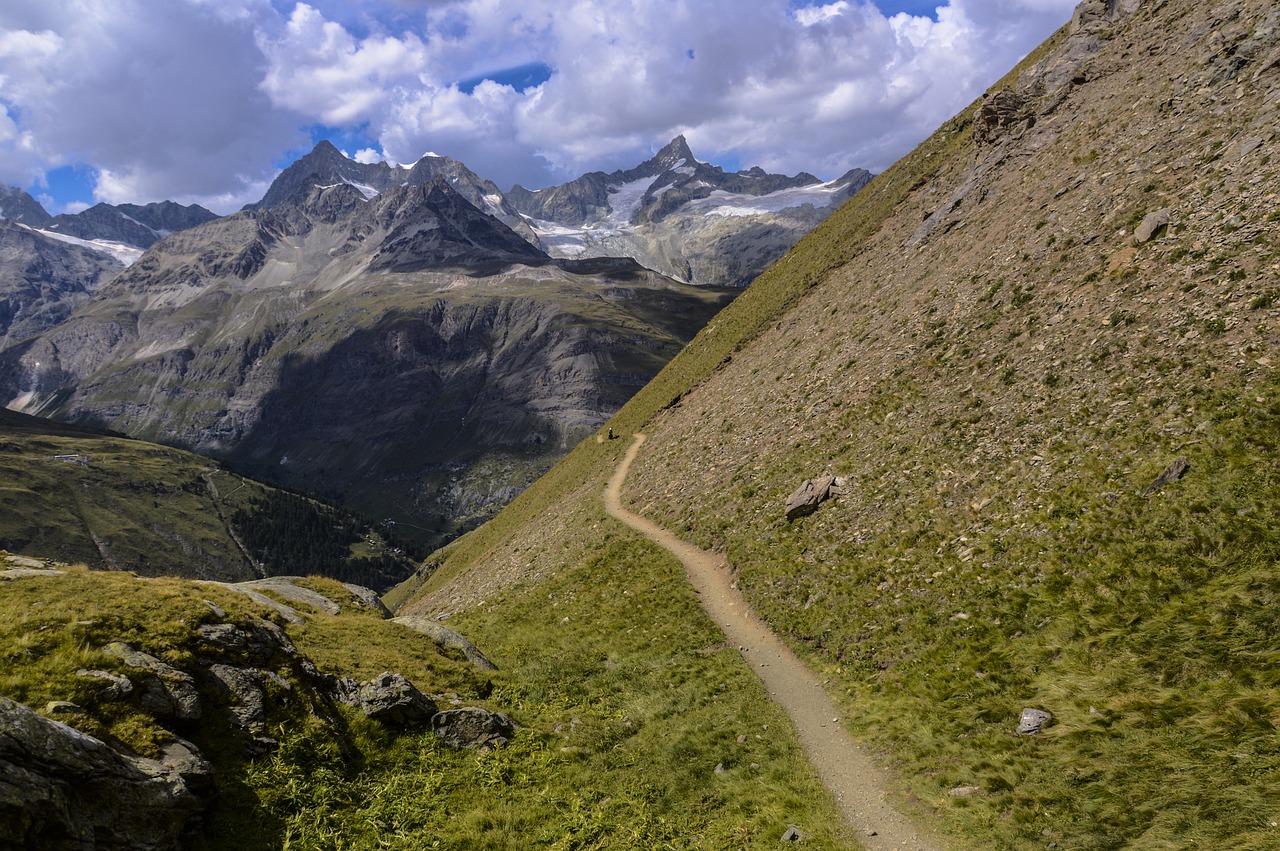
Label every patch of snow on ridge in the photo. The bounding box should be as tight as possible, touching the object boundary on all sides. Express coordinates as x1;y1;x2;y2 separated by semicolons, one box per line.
342;178;380;199
25;224;144;266
483;193;506;217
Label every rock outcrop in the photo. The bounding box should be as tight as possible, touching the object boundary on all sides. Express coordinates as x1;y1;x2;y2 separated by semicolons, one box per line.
0;696;208;850
391;616;499;671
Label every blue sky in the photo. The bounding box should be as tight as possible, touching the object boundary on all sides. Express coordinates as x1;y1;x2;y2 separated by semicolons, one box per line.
0;0;1077;214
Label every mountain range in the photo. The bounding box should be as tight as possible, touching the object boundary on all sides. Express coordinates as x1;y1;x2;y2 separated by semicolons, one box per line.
1;134;856;545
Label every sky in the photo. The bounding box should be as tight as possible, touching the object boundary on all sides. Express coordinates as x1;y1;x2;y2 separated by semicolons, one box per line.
0;0;1078;216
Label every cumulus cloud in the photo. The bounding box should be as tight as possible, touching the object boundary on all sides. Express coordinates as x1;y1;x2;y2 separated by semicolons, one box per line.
0;0;1078;212
0;0;301;211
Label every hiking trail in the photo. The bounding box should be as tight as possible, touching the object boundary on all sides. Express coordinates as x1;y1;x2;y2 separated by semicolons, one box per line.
604;433;942;851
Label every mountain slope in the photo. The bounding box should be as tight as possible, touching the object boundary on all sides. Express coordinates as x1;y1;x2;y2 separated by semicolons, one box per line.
401;0;1280;847
2;176;733;546
0;407;418;588
0;220;124;349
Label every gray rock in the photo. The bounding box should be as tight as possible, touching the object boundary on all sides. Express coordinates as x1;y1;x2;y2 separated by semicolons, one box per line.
197;623;248;653
237;577;342;615
102;643;201;721
391;616;499;671
340;672;438;727
75;668;134;700
781;824;804;842
785;475;835;520
205;664;268;732
1143;456;1190;497
974;88;1030;146
0;696;205;850
1017;707;1054;735
1133;208;1171;244
949;785;986;797
431;707;515;750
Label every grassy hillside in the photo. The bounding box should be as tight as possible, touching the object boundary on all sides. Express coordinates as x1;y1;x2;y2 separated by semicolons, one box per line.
403;1;1280;848
0;408;417;588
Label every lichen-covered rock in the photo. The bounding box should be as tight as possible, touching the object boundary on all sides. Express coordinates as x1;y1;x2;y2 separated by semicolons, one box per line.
0;696;206;850
75;668;134;701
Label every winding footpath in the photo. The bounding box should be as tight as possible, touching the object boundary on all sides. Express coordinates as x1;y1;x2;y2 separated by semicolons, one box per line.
605;434;941;851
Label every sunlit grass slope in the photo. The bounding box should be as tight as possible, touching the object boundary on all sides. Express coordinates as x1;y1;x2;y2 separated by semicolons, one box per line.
403;1;1280;847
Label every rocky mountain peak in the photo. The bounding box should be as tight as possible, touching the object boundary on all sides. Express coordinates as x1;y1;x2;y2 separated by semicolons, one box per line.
0;187;52;227
649;135;698;171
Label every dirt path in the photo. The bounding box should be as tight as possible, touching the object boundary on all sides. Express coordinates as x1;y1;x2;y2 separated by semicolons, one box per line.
605;434;942;851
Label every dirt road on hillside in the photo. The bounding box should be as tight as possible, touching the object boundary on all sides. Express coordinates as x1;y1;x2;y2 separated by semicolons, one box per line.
604;434;942;851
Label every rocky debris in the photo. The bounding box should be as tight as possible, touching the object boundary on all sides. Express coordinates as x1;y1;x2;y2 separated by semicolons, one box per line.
1144;457;1191;497
0;553;65;580
974;88;1031;146
391;616;499;671
1133;207;1171;244
1017;708;1054;736
785;475;835;520
0;696;206;851
431;707;515;751
337;672;439;728
75;669;134;701
102;642;201;722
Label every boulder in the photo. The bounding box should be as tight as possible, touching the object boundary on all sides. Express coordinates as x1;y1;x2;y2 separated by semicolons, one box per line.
1017;707;1054;735
785;476;835;520
431;707;515;750
205;664;268;732
1133;207;1171;244
342;583;392;617
197;623;249;653
0;696;206;850
340;672;438;727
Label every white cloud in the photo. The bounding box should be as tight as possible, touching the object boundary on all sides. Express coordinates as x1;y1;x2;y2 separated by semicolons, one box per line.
795;2;850;27
0;0;1078;211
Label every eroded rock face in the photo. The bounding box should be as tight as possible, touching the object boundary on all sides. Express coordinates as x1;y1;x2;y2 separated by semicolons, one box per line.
0;696;206;850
